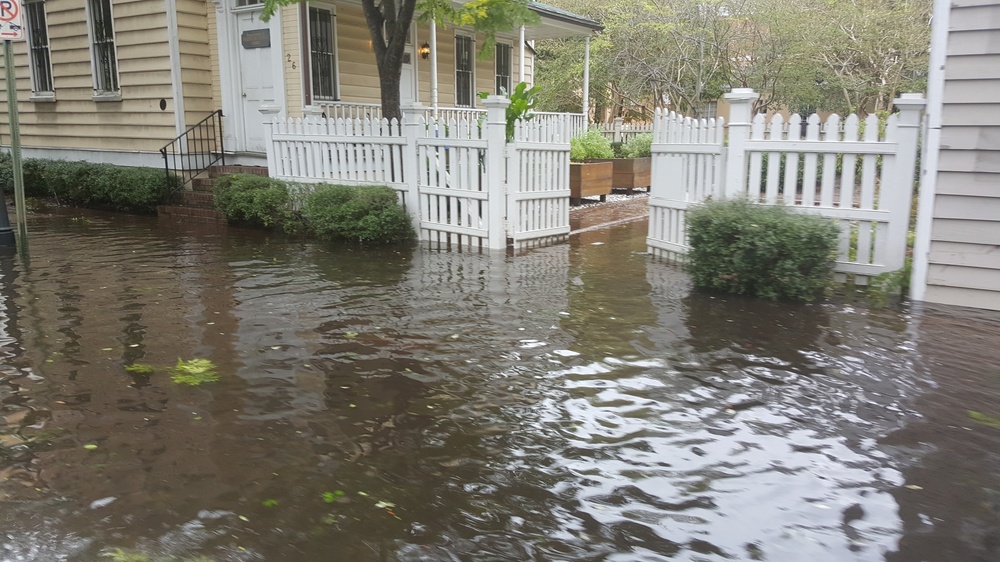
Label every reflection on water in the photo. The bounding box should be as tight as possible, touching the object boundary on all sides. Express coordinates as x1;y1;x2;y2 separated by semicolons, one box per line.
0;210;997;561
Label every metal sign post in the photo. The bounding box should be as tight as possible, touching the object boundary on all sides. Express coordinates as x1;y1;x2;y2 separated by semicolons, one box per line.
1;0;27;257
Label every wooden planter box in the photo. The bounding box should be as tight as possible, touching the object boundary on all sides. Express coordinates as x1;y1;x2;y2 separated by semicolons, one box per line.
592;157;652;191
570;161;613;205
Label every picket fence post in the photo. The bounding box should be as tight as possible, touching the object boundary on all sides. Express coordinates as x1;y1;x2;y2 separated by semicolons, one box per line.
884;93;926;271
402;103;425;237
721;88;759;198
263;119;276;178
483;95;511;249
613;117;624;143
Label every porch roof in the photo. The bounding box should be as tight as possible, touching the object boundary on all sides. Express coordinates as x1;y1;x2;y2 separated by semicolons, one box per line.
525;2;603;39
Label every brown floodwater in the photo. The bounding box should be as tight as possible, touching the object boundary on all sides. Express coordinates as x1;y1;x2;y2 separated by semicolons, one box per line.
0;208;998;562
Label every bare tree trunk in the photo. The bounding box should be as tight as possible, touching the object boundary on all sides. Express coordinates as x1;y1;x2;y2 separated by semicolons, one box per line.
361;0;416;122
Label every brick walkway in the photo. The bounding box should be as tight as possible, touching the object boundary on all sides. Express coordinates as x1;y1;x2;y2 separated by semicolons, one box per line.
569;195;650;235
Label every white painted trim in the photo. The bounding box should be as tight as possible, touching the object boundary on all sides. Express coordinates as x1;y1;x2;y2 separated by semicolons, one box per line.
911;0;950;301
82;0;122;96
455;33;475;108
23;0;54;96
303;2;341;104
213;0;241;149
165;0;186;137
518;26;525;83
220;2;288;152
494;41;513;95
582;36;590;120
430;19;438;116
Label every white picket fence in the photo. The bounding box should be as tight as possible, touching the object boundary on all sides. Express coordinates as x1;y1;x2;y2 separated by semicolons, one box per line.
647;88;926;283
266;97;572;250
599;118;654;143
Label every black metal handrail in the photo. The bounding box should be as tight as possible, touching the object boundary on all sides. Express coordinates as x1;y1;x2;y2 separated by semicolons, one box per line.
160;110;225;192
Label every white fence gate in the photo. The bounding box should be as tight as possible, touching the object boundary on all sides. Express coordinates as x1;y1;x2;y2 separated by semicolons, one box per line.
265;97;573;251
648;88;926;283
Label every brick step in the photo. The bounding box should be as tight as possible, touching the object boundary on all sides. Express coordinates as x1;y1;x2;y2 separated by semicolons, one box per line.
157;205;228;226
172;191;216;208
210;165;269;178
192;177;215;192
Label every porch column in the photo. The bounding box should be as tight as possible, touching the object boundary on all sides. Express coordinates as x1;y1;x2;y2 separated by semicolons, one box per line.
582;36;591;123
430;20;439;117
518;26;525;83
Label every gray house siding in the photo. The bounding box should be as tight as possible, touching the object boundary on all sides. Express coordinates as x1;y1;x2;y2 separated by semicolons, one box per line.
923;0;1000;311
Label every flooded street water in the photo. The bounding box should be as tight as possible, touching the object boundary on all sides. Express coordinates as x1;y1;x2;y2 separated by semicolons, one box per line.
0;208;998;562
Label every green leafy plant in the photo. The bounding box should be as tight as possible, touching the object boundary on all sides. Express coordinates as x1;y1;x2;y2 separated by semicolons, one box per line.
101;548;216;562
322;490;346;503
620;133;653;158
570;129;615;162
480;81;542;141
686;199;840;301
169;358;220;386
303;184;414;245
969;411;1000;429
213;174;291;228
0;155;176;213
124;364;155;375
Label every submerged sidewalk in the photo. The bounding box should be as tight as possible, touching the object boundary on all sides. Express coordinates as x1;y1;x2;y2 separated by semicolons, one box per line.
569;193;650;235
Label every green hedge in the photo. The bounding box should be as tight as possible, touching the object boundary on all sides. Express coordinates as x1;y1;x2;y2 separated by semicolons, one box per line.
212;174;414;245
0;154;176;213
686;199;840;302
213;174;291;228
303;184;415;244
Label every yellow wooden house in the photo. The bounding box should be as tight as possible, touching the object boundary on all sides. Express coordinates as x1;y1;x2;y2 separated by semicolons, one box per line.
0;0;600;169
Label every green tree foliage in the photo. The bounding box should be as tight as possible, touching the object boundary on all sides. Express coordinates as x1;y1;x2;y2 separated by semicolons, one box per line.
536;0;930;118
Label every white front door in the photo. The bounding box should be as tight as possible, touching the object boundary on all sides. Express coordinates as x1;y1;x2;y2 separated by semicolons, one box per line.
237;10;276;152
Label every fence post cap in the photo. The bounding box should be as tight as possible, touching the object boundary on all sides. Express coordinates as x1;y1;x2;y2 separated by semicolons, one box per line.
723;88;759;102
302;105;324;116
482;95;511;109
893;93;927;108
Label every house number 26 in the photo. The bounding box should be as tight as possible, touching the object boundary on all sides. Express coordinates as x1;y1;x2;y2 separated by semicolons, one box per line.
286;54;297;69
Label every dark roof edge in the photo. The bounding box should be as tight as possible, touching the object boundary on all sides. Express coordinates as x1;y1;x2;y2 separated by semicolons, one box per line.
529;2;604;32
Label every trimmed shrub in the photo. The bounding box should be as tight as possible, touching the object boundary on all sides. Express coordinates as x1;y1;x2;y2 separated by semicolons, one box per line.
303;184;414;244
570;129;615;161
213;173;291;228
0;155;175;213
686;199;839;301
620;133;653;158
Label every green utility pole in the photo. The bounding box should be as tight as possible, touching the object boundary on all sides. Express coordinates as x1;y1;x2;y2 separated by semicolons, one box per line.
4;39;26;257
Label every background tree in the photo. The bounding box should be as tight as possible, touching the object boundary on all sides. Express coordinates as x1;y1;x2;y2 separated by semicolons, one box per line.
262;0;539;121
535;0;930;120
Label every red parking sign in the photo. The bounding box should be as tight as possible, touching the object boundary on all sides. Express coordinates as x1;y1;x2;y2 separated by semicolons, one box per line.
0;0;24;40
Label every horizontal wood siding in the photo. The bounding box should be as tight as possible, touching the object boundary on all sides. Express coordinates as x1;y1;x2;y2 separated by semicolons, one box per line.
178;0;213;125
335;3;381;104
924;2;1000;310
283;4;302;116
0;0;180;155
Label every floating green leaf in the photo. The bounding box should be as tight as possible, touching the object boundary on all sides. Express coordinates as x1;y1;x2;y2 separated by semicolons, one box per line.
83;444;98;451
322;490;346;503
124;364;155;375
170;358;220;386
262;499;279;508
969;410;1000;428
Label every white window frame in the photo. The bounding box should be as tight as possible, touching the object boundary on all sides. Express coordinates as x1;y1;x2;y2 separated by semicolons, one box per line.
495;42;512;95
84;0;121;100
24;0;54;101
455;34;475;107
306;3;340;103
